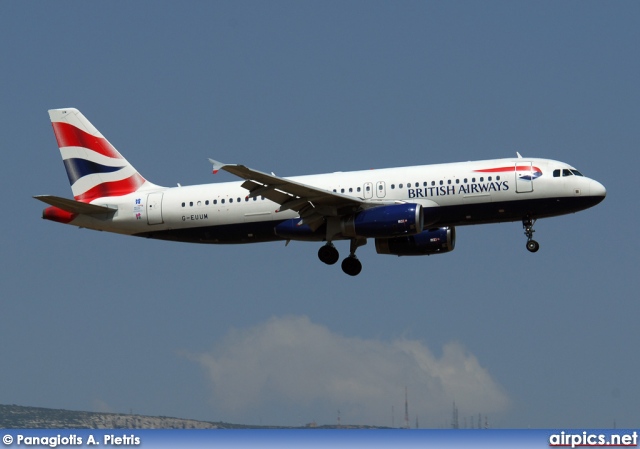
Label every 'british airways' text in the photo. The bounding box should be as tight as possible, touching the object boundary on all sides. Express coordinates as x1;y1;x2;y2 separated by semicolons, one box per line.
408;180;509;198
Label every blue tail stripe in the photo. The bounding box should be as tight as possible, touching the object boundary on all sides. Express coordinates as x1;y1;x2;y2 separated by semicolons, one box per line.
63;158;124;185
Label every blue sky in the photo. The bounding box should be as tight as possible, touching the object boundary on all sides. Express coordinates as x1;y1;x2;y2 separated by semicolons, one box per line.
1;1;638;428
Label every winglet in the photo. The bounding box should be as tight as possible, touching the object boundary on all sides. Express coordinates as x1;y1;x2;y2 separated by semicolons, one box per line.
209;158;227;175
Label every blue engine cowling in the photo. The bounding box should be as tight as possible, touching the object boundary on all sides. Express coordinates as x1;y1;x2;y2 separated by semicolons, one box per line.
274;219;324;241
342;203;424;238
375;227;455;256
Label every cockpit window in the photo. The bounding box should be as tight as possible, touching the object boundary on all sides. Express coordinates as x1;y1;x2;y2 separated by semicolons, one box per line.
554;168;585;178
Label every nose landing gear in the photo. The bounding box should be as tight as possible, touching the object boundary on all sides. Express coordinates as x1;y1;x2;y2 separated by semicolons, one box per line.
523;217;540;253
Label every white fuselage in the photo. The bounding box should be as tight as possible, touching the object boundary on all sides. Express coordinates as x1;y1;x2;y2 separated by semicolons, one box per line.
67;157;605;244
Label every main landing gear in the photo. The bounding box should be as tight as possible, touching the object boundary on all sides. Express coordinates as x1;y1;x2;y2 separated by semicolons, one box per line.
318;238;366;276
523;217;540;253
318;242;340;265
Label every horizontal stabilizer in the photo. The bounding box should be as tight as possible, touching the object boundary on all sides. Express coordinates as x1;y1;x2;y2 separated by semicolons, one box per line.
34;195;117;215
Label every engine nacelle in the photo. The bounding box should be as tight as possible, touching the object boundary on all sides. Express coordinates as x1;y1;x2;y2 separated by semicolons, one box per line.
375;227;456;256
342;203;424;238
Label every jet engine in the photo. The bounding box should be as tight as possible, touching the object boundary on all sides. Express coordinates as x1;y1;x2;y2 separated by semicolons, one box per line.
341;203;423;238
375;227;455;256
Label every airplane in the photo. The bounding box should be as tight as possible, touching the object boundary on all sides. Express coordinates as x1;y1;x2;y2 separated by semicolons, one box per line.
35;108;606;276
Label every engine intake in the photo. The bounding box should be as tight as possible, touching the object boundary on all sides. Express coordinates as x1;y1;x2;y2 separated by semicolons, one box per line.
375;227;456;256
342;203;423;238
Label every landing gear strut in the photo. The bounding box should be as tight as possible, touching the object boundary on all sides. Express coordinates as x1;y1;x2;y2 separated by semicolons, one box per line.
523;217;540;253
341;238;366;276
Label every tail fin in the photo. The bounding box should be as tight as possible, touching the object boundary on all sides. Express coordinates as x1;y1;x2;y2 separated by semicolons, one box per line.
49;108;159;202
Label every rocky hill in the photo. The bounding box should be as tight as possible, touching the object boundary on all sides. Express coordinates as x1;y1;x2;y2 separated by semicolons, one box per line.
0;404;257;429
0;404;376;429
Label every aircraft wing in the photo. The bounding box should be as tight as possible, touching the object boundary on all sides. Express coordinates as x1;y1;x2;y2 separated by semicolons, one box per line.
209;159;379;230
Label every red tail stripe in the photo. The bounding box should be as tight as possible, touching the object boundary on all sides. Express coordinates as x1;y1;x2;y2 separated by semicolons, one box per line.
474;166;542;173
74;173;146;202
52;122;123;160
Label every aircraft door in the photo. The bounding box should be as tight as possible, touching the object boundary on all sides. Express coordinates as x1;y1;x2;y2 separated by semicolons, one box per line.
515;162;534;193
147;192;164;224
376;181;386;198
364;182;373;199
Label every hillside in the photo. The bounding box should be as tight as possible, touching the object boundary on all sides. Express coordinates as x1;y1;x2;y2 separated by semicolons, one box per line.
0;404;376;429
0;404;264;429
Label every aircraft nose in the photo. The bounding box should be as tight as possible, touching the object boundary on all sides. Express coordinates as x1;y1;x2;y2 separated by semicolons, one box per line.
589;180;607;198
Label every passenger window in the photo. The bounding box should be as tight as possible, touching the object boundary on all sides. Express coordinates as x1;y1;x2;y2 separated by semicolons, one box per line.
205;200;209;205
221;199;225;204
189;202;193;207
197;201;202;206
229;198;233;203
181;202;185;207
214;200;217;205
480;177;484;182
391;184;395;189
488;176;492;181
431;181;435;186
399;184;403;189
439;180;443;185
423;182;427;187
497;176;500;181
447;180;451;185
456;179;460;184
349;187;353;193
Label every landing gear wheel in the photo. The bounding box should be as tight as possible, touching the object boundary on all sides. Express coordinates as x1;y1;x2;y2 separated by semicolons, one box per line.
341;256;362;276
318;243;339;265
526;240;540;253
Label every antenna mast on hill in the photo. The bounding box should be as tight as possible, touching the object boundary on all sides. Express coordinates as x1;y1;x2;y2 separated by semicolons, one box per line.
404;386;410;429
451;401;459;429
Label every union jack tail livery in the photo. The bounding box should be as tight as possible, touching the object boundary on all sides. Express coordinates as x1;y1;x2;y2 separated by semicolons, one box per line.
49;108;158;202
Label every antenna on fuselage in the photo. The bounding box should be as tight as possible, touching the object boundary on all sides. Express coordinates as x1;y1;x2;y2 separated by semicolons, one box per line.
516;152;523;158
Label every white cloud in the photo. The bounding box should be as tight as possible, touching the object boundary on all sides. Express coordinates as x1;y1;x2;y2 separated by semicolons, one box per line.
191;316;509;427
